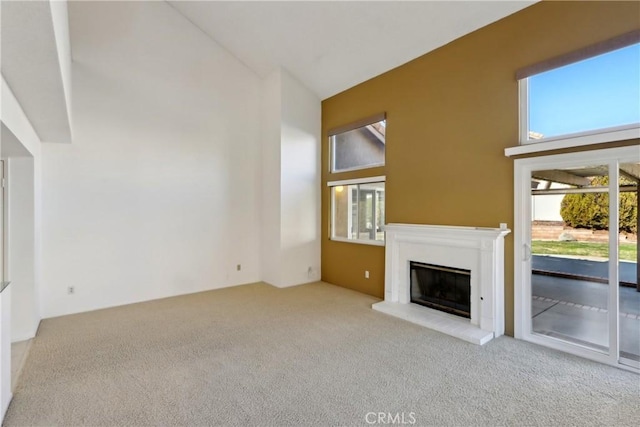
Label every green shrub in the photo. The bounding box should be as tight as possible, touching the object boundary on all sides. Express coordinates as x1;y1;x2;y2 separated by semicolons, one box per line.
560;176;637;233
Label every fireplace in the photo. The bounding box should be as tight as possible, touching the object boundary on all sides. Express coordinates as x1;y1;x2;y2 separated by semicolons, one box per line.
372;223;510;345
410;262;471;319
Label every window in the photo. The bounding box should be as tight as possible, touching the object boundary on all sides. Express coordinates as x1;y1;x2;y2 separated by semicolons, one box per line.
329;114;385;172
329;177;385;245
517;32;640;149
328;113;387;245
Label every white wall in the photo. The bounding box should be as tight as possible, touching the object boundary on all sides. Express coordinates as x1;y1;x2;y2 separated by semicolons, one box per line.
7;158;40;341
1;76;42;341
279;70;321;287
5;1;322;323
0;286;11;421
261;71;283;286
0;44;8;416
260;68;321;288
1;71;43;423
41;1;263;318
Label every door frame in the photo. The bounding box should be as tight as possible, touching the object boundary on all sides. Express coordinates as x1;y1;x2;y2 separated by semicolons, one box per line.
514;145;639;371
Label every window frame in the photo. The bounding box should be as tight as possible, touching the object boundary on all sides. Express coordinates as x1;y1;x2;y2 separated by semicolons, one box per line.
327;176;386;246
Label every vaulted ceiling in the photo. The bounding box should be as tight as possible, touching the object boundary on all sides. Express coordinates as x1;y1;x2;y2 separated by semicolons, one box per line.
167;1;537;99
1;0;73;144
2;0;538;146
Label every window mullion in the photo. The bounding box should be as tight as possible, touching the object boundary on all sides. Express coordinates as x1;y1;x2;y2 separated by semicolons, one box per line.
355;185;360;240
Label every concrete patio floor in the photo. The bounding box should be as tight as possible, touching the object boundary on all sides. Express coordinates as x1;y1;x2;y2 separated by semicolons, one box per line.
533;254;638;285
531;255;640;362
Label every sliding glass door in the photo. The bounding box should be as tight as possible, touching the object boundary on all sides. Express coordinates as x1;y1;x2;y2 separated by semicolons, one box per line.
515;146;639;370
619;161;640;366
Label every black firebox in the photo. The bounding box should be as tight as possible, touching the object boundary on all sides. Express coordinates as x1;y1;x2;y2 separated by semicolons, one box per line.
410;261;471;318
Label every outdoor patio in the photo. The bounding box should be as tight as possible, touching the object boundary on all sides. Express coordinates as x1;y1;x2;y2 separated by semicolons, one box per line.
532;255;639;361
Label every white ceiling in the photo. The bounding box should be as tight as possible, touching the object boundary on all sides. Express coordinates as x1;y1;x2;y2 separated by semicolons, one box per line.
168;1;536;99
2;0;537;145
1;0;72;143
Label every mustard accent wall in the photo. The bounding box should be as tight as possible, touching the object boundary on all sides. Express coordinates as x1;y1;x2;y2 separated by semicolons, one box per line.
321;1;640;336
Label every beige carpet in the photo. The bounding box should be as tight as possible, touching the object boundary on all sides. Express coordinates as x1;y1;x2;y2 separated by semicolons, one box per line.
3;282;639;426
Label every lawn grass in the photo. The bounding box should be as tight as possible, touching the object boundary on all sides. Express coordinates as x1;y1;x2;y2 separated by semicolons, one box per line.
532;240;637;262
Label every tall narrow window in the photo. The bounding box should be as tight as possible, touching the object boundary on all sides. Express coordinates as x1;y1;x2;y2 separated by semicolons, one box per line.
328;113;386;245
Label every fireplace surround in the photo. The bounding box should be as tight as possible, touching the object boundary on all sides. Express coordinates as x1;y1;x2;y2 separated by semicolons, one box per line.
372;223;510;345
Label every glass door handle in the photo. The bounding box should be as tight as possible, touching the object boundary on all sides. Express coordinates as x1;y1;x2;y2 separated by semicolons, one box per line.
523;243;532;261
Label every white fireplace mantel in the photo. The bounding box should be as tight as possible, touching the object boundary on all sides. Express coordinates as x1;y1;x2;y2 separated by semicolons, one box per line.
372;223;510;345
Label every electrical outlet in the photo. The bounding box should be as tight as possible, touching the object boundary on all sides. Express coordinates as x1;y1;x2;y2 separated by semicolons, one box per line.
365;270;370;279
237;264;241;271
67;286;75;295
